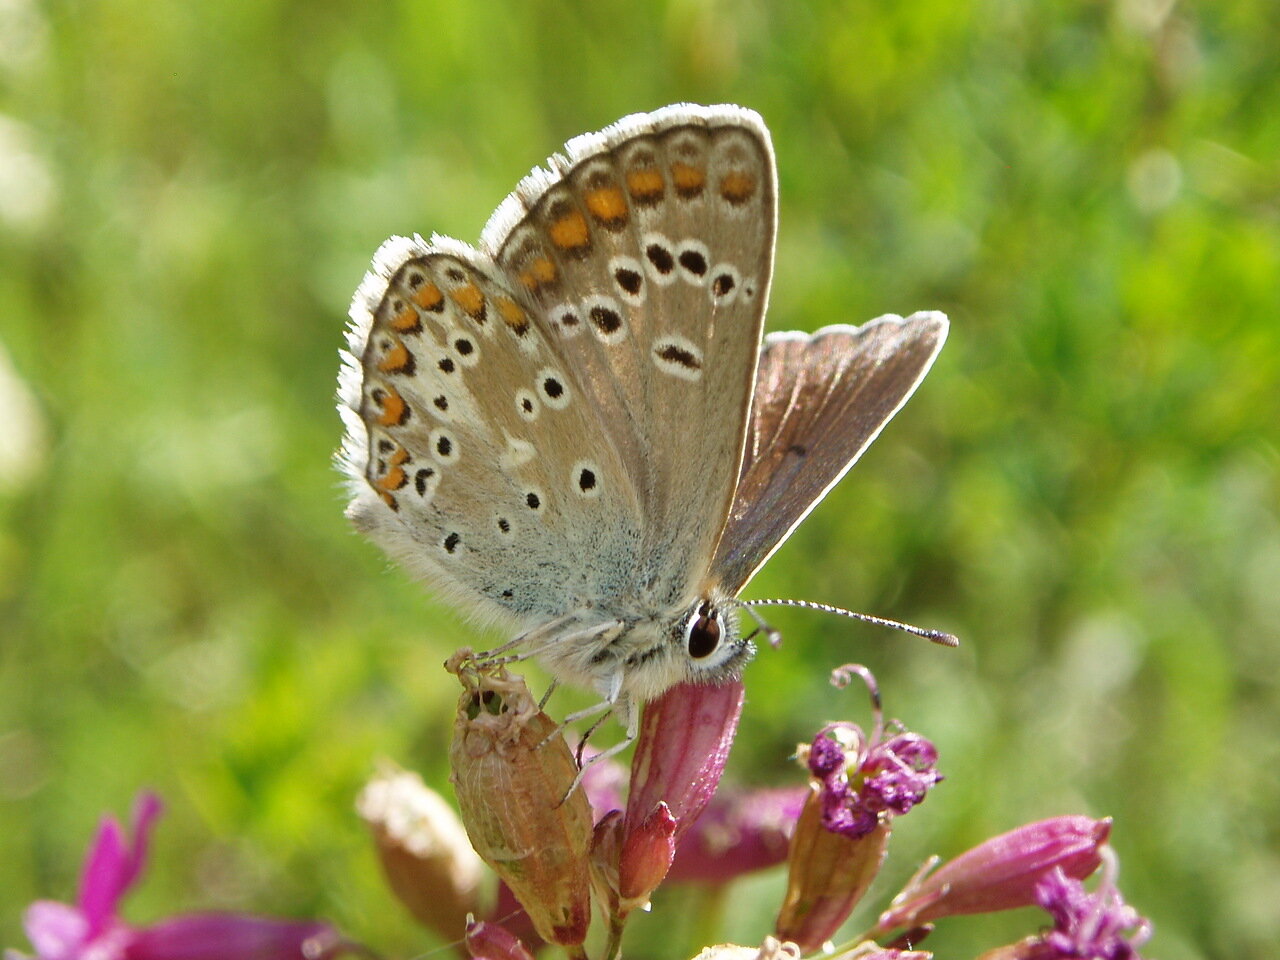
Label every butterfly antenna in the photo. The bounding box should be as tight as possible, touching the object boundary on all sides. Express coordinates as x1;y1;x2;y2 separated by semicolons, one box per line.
740;598;959;648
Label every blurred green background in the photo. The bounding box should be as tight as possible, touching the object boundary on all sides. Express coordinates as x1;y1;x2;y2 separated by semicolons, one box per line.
2;1;1277;958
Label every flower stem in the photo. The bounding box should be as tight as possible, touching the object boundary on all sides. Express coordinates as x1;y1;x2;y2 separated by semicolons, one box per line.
600;915;627;960
687;883;729;953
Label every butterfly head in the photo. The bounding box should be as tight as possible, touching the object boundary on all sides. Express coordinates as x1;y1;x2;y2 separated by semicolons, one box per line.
679;597;753;678
609;594;755;705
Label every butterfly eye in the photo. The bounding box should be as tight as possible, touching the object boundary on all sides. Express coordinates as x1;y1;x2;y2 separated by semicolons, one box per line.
686;605;722;660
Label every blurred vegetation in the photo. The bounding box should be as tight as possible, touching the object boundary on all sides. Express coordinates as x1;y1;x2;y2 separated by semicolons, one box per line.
1;1;1277;958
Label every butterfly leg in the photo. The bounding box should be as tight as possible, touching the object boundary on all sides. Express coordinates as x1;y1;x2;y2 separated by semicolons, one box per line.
559;701;638;804
537;678;560;712
468;611;586;668
536;697;615;752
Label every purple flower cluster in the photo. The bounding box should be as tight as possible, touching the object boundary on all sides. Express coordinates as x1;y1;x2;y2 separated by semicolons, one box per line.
1034;853;1151;960
807;723;941;839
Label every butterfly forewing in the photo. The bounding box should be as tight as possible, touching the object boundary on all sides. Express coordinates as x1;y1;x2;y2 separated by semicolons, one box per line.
712;313;949;595
482;105;776;609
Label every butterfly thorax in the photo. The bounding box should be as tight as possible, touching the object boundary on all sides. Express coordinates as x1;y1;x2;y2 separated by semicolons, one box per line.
534;592;754;707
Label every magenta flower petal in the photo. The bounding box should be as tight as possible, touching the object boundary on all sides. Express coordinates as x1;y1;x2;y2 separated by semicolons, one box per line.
125;915;340;960
78;792;163;933
667;787;805;884
579;753;627;822
878;816;1111;930
22;900;117;960
626;680;744;838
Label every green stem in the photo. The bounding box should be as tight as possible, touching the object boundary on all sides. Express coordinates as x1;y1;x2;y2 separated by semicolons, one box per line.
687;883;729;954
600;914;628;960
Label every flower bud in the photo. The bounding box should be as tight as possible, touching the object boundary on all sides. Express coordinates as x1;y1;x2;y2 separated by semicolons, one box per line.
877;816;1111;931
464;917;536;960
448;664;593;946
589;810;625;921
619;680;744;909
356;765;482;939
775;787;891;951
618;802;677;912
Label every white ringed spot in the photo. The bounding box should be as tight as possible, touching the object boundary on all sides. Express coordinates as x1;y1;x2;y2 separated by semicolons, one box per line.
514;388;540;422
607;255;646;304
429;428;459;464
709;263;742;305
640;232;678;285
549;302;586;339
582;294;627;345
536;367;572;409
651;335;704;382
675;239;711;285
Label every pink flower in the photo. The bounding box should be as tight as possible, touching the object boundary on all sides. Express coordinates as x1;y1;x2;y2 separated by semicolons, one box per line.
616;680;744;911
877;816;1112;931
15;792;349;960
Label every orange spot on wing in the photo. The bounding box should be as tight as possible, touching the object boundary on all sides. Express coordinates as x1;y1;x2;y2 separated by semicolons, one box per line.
376;489;399;510
627;167;664;202
377;340;414;374
671;162;706;196
390;307;422;334
719;170;757;204
520;257;558;291
375;387;408;426
414;282;444;311
496;297;530;334
449;283;485;319
584;185;628;225
548;210;591;251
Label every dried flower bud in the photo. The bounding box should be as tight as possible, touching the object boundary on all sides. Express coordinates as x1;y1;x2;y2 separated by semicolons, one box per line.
356;765;482;939
775;787;891;951
448;663;592;946
464;917;536;960
589;809;625;921
618;680;744;909
877;816;1111;932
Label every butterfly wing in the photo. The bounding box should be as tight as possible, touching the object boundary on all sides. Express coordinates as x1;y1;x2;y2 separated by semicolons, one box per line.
339;105;776;637
481;104;776;610
711;312;949;595
339;235;646;630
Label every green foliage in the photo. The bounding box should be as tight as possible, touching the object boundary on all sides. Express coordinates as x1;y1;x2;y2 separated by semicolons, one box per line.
1;2;1277;958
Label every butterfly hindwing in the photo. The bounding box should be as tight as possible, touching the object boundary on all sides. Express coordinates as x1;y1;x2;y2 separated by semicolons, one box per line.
340;236;644;629
712;312;949;595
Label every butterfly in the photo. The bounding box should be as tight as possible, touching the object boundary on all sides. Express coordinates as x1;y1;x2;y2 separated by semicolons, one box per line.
338;104;947;742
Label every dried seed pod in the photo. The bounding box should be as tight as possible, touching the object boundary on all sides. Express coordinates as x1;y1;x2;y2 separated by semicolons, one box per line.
356;765;482;939
448;661;593;947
